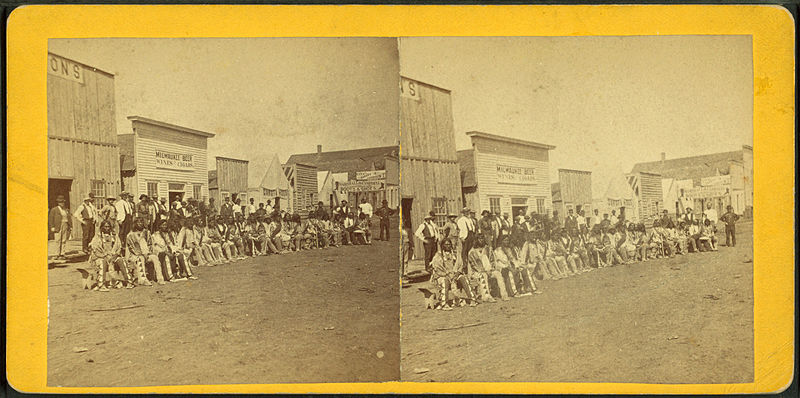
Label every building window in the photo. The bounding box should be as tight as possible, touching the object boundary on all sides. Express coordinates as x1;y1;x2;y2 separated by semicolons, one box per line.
279;189;289;197
90;179;106;208
489;197;501;215
193;184;202;200
147;181;159;200
432;197;447;227
263;188;277;197
536;197;546;214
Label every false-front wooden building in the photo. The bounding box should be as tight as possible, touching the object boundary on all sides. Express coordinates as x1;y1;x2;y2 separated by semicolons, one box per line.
399;76;462;241
208;156;249;204
47;53;120;239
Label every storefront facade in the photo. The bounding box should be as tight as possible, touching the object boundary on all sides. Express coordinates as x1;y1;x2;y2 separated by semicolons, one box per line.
459;131;555;218
119;116;214;203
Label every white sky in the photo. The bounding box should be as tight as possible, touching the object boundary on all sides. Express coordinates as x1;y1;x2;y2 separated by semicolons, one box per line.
399;36;753;197
49;38;400;169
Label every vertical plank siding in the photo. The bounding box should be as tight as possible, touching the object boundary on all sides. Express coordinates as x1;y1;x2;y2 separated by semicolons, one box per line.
47;54;119;239
558;169;593;213
216;157;249;200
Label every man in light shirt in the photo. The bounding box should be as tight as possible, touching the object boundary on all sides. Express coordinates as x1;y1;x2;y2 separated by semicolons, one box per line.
415;212;440;273
49;195;72;258
247;197;257;218
74;195;98;253
704;202;718;228
358;198;373;218
114;192;134;250
456;207;476;270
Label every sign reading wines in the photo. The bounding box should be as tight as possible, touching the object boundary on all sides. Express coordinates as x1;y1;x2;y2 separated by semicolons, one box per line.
496;164;536;185
155;150;194;171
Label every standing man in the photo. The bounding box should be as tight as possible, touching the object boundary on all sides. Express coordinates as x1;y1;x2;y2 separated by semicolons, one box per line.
73;195;97;253
415;211;439;274
456;207;476;272
374;199;395;241
609;209;619;226
115;192;134;251
358;198;373;219
220;197;234;220
660;209;675;229
719;205;740;247
265;199;274;217
49;195;72;258
247;198;257;218
206;197;218;222
98;195;119;235
136;195;151;230
564;208;578;235
704;202;719;233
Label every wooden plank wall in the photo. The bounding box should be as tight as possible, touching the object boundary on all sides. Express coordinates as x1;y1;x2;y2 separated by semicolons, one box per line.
638;172;664;224
400;78;462;255
216;157;249;198
286;163;318;217
558;169;593;212
47;56;119;239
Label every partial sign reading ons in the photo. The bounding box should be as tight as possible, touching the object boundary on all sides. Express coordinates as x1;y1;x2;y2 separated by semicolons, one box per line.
155;150;194;171
48;53;84;84
496;164;536;185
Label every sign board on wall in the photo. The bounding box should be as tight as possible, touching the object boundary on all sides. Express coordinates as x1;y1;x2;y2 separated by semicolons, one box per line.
356;170;386;181
155;150;194;171
684;185;730;199
400;78;420;101
496;164;536;185
48;54;84;84
701;175;731;187
339;180;385;193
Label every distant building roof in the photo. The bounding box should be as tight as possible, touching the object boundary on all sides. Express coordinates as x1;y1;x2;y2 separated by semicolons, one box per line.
208;170;218;190
285;145;398;174
128;115;216;138
466;131;556;150
630;149;744;183
457;149;476;188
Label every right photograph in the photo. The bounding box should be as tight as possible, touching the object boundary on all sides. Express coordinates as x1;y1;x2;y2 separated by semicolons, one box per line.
398;36;754;383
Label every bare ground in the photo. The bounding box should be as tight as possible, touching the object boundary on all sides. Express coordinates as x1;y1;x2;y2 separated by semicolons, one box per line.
48;238;400;386
401;222;754;383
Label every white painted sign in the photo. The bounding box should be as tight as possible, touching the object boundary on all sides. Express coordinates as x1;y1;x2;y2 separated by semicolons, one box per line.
701;175;731;187
496;164;536;185
685;185;730;199
400;78;420;101
339;180;385;193
356;170;386;181
155;150;194;171
48;54;84;84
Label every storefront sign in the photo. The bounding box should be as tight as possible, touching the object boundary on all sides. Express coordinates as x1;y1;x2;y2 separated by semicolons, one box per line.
356;170;386;181
48;54;84;84
684;185;729;199
400;78;420;101
339;180;385;193
496;164;536;185
701;175;731;187
155;150;194;171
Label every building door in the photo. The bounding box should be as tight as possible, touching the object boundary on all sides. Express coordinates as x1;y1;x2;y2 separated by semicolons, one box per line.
169;191;184;204
48;178;73;239
401;197;413;230
511;206;528;219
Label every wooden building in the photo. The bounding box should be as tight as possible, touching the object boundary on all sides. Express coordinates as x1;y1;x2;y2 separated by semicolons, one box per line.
626;171;664;224
458;131;555;220
208;156;249;204
400;76;462;245
47;53;120;239
282;162;318;217
551;169;593;221
119;116;214;204
286;144;399;211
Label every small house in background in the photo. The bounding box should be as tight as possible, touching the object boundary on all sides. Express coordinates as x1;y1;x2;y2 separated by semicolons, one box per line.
551;168;593;222
602;174;637;222
247;154;291;210
282;162;318;218
208;156;249;205
626;171;664;225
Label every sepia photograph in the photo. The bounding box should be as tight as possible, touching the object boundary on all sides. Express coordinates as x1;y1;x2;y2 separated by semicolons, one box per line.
46;37;401;385
398;36;754;383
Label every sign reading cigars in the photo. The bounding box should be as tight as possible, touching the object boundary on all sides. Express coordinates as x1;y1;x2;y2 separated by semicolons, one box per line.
155;150;194;171
496;164;536;185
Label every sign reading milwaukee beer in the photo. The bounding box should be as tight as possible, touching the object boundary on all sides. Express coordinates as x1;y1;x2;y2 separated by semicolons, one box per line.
496;164;536;185
48;54;84;84
155;150;194;171
356;170;386;181
339;180;385;193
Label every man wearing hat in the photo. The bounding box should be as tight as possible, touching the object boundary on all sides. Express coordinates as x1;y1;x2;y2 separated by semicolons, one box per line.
414;211;440;273
456;207;476;270
719;205;740;247
98;195;119;235
478;210;495;256
374;199;395;241
74;194;98;253
49;195;72;258
115;192;134;250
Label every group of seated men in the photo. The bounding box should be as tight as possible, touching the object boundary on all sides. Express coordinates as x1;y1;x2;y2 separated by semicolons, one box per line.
422;205;738;310
85;206;376;292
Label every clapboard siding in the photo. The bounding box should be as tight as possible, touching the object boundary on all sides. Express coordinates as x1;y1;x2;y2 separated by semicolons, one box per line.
131;124;208;200
558;169;592;210
47;53;119;239
631;172;663;223
284;163;318;217
473;150;551;215
472;136;549;162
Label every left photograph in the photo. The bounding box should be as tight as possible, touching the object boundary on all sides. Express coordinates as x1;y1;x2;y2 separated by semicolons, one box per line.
46;37;401;386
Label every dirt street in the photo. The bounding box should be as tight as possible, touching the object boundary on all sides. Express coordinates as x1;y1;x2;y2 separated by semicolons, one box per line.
401;222;754;383
48;239;400;386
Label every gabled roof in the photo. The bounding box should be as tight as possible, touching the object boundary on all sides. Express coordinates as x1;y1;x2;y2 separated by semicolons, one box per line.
256;154;290;191
630;150;743;183
604;174;634;201
285;145;398;174
456;149;476;188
